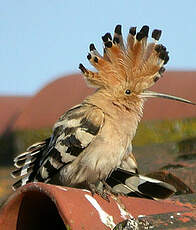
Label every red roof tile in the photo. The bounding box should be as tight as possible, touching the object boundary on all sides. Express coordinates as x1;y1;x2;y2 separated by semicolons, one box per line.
13;72;196;130
13;74;93;130
0;96;31;134
1;183;195;229
145;71;196;120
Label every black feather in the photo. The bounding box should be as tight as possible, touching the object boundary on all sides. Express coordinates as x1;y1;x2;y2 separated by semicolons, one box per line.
129;27;136;36
114;25;122;35
152;29;162;40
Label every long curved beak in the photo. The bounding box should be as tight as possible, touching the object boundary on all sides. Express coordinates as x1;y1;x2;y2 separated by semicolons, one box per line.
140;90;195;105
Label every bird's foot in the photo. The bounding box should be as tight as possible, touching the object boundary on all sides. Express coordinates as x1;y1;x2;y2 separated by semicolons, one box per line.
102;181;127;197
89;181;110;202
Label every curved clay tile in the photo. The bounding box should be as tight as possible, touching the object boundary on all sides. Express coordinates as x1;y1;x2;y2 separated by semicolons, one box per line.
0;182;194;229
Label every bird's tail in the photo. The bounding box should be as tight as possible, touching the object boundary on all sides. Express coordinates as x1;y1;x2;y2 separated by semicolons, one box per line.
106;168;176;199
11;138;50;190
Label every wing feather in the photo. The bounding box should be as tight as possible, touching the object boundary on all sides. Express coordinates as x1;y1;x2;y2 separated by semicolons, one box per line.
37;103;104;181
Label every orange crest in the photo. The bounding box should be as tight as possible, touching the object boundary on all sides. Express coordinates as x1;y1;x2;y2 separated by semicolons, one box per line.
79;25;169;93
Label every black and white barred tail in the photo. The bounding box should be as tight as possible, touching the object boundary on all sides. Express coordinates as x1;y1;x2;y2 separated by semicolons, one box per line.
106;168;176;200
11;138;50;190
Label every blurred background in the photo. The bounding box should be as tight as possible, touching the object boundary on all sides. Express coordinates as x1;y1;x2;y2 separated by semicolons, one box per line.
0;1;196;205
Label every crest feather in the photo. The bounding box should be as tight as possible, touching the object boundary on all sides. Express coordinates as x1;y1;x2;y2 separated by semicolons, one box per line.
79;25;169;92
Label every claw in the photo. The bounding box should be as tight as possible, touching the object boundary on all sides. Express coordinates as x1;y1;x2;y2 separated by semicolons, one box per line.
89;181;110;202
102;180;130;197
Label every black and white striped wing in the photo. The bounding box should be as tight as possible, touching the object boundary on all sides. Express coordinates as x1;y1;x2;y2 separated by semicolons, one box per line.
12;103;104;189
34;103;105;183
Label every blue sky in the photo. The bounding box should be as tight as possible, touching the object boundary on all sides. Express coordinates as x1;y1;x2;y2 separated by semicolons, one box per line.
1;1;196;95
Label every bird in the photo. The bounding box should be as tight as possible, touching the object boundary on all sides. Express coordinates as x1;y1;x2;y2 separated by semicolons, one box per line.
11;25;195;200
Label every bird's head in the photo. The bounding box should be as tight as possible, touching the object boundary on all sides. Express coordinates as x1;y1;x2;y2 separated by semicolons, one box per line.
79;25;195;107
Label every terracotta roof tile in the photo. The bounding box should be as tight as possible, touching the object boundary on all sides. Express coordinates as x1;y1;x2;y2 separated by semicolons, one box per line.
13;72;196;130
1;183;196;229
145;71;196;120
13;74;93;130
0;96;31;134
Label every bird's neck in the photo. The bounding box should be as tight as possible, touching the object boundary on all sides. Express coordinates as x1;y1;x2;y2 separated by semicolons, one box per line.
84;89;144;139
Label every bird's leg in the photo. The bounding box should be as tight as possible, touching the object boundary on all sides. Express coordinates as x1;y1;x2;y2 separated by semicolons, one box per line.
102;180;128;197
89;180;110;201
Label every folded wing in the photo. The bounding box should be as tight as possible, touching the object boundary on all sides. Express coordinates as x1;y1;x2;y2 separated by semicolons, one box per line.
12;103;105;190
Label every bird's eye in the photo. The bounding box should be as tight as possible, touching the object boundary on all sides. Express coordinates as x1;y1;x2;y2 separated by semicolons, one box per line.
125;89;131;95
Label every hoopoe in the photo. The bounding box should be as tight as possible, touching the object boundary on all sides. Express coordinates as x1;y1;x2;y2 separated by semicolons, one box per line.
11;25;195;200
